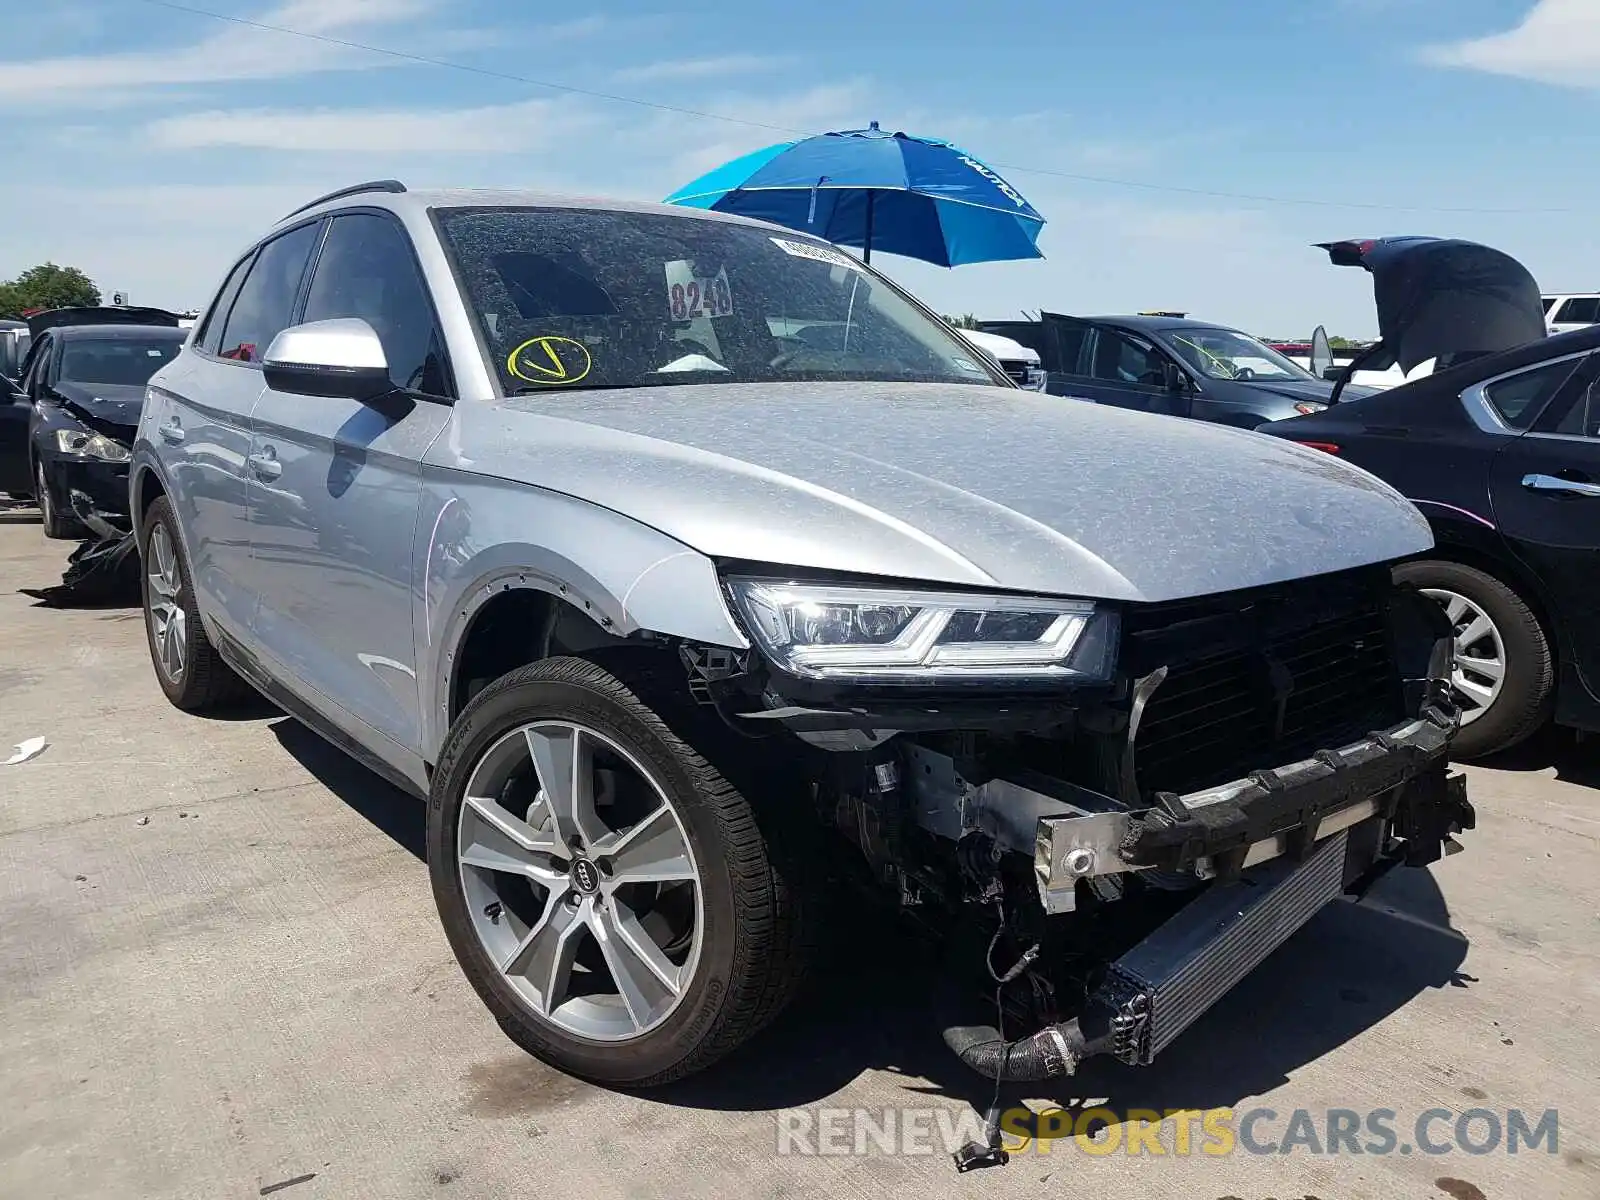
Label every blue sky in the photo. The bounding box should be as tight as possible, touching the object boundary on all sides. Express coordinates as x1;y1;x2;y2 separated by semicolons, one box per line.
1;0;1594;337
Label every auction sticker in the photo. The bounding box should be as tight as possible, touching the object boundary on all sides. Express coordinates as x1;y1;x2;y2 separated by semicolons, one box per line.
507;335;592;386
665;260;734;320
770;236;862;271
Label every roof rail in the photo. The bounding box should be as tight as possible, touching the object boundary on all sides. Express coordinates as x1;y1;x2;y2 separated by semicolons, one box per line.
282;179;407;220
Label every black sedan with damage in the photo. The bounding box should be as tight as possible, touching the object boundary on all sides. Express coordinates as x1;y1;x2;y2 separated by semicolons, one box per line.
4;310;185;538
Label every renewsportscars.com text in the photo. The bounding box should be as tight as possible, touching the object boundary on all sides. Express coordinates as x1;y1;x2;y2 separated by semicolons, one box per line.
774;1106;1559;1159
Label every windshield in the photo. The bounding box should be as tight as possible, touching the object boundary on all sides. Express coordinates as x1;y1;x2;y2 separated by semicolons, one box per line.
435;207;1008;393
58;334;184;386
1165;326;1315;383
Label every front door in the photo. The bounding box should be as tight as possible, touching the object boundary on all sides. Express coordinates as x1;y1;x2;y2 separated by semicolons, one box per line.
1489;353;1600;700
1079;326;1191;417
245;210;453;757
158;221;322;639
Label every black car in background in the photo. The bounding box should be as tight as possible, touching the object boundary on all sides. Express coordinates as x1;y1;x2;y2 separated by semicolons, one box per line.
981;313;1367;426
1262;325;1600;757
0;319;29;498
1;309;185;537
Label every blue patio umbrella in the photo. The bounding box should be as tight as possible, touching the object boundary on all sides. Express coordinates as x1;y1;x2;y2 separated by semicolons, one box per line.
663;122;1045;267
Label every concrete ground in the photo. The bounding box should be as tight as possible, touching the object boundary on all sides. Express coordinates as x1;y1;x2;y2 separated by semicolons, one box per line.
2;512;1598;1200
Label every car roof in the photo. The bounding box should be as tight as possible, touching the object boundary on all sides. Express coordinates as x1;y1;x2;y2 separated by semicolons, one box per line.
1336;324;1600;413
1078;314;1242;333
49;323;188;340
276;182;800;237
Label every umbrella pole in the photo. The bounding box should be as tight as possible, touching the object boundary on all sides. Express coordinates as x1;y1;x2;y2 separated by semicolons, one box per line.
863;190;874;265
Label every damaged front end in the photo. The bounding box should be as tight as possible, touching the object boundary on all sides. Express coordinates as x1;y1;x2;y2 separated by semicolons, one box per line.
20;490;139;606
683;564;1472;1090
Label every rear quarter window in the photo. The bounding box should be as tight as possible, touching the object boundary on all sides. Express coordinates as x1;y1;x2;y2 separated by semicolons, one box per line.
1481;358;1582;428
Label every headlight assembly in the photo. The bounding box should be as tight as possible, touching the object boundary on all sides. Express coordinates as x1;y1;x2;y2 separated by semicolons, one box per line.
726;579;1118;683
54;429;131;463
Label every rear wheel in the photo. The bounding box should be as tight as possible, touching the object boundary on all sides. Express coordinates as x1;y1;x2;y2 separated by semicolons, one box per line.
1394;559;1553;758
427;657;807;1086
35;460;81;540
140;497;249;712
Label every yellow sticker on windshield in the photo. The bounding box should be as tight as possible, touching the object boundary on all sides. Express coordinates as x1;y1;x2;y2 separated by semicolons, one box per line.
507;335;592;386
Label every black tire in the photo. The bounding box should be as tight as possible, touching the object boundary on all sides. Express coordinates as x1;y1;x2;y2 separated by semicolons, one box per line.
1394;559;1553;759
427;656;808;1087
139;497;250;712
35;459;82;540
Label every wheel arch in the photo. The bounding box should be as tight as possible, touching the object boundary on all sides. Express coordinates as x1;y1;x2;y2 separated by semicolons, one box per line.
1406;514;1559;650
131;462;168;549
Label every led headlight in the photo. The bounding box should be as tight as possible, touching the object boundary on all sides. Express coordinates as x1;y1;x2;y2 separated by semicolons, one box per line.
1024;364;1048;392
54;429;131;463
727;579;1118;683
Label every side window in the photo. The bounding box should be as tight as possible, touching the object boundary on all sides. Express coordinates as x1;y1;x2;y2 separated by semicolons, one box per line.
1090;329;1165;386
217;221;321;364
299;213;449;395
1552;379;1600;438
1554;297;1600;325
196;254;254;355
1482;358;1581;429
1050;322;1091;375
22;335;51;391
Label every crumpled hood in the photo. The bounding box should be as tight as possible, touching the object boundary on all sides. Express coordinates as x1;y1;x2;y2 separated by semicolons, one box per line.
50;381;144;431
456;381;1431;603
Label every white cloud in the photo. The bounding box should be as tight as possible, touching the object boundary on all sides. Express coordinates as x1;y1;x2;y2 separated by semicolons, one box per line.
147;97;595;153
611;55;793;84
0;0;434;104
1422;0;1600;88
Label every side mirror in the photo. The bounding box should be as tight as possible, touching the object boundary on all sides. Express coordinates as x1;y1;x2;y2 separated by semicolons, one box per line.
1322;366;1344;382
262;318;391;400
1309;325;1334;379
1162;360;1188;391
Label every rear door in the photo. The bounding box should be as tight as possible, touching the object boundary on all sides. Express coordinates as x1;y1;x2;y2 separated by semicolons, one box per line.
1489;352;1600;699
154;221;322;638
244;210;453;757
1036;313;1096;399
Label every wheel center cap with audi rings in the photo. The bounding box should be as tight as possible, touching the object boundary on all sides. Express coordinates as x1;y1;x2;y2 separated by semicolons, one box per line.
570;857;602;894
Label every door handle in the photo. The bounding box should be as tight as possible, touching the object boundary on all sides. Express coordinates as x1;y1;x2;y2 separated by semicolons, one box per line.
1521;472;1600;498
158;419;184;444
246;449;282;482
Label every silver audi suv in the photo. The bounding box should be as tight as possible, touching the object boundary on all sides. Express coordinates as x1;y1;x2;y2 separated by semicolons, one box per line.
133;181;1473;1096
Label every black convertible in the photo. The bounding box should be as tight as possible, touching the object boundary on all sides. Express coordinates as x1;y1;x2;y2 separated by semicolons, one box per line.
1263;238;1597;757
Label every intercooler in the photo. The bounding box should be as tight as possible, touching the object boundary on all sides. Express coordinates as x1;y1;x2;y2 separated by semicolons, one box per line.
944;827;1356;1082
1093;827;1350;1065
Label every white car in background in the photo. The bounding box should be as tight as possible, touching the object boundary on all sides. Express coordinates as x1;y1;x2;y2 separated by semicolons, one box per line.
956;327;1046;390
1542;293;1600;335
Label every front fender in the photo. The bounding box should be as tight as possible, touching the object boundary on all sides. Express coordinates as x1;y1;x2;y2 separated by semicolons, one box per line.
413;471;748;756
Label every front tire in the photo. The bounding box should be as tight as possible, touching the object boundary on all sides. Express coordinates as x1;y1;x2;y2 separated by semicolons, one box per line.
35;460;81;540
140;497;249;712
1394;559;1553;758
427;657;806;1087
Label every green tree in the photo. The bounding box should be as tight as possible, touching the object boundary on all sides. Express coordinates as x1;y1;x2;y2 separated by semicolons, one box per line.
0;263;101;318
943;313;982;330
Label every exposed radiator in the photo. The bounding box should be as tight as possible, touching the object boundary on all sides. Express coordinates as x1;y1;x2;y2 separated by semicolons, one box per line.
1096;829;1349;1065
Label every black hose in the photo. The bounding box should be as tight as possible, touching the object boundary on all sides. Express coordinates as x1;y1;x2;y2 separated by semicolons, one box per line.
942;1020;1087;1082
